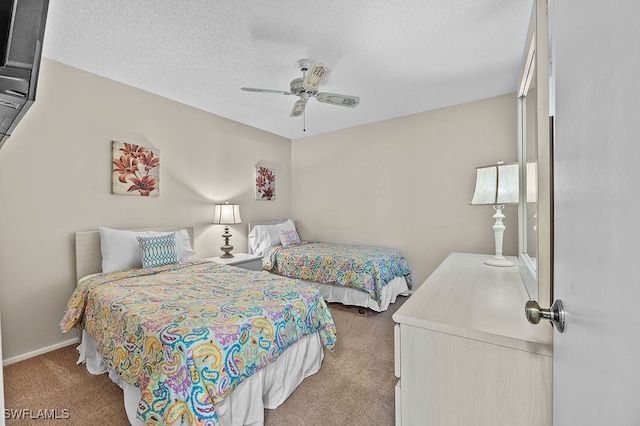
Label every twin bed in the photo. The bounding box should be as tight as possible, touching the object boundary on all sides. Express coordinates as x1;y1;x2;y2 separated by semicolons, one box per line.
248;220;412;312
61;226;336;426
61;222;411;425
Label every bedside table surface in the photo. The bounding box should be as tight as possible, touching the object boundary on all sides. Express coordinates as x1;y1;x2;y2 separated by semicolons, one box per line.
206;253;261;265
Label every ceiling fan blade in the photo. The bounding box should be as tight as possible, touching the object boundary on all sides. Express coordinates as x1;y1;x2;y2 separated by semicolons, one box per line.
241;87;294;95
315;92;360;108
302;61;331;92
290;99;307;117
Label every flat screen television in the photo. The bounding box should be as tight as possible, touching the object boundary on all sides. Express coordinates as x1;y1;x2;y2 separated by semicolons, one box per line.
0;0;49;149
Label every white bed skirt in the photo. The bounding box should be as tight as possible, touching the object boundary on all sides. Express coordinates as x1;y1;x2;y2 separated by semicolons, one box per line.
302;276;409;312
78;330;324;426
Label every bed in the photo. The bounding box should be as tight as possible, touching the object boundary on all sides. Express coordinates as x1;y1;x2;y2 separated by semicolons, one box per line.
60;226;336;426
248;220;411;312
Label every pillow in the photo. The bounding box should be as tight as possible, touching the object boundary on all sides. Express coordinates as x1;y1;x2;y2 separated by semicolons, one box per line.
100;227;156;272
137;234;179;268
248;224;282;256
171;229;196;263
277;219;297;233
99;227;195;273
248;220;300;255
278;228;301;247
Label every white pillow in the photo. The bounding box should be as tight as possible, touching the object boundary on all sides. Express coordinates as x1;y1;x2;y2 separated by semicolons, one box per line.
248;220;300;255
99;227;195;273
171;229;197;263
277;219;297;233
248;224;281;256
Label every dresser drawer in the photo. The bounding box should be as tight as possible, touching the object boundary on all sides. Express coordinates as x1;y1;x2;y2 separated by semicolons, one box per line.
395;379;402;426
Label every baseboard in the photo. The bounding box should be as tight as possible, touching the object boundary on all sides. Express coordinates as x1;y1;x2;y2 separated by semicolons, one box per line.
2;337;79;366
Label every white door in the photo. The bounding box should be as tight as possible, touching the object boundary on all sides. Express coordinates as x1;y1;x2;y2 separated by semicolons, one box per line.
551;1;640;424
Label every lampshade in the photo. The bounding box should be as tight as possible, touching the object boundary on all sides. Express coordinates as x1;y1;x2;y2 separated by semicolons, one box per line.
212;203;242;225
471;162;520;206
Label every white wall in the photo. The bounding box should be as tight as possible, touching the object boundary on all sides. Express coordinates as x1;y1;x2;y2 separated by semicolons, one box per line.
292;94;518;287
0;59;293;361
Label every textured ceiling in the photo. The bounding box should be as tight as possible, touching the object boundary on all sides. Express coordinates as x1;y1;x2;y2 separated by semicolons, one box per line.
41;0;533;140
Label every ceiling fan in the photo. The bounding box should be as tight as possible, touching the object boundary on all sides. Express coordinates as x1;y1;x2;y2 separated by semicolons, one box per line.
241;59;360;118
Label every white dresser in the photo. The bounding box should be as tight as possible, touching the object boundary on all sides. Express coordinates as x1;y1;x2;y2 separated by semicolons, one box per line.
392;252;553;426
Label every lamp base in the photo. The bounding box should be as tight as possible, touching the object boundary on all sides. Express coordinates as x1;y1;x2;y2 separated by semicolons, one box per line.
220;226;234;258
484;256;515;267
485;205;515;268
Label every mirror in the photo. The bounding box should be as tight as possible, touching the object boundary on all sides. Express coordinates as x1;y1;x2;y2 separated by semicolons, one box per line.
519;41;538;274
517;0;552;307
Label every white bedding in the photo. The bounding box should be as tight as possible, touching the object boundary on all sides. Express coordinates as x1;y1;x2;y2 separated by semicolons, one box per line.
78;330;324;426
303;276;409;312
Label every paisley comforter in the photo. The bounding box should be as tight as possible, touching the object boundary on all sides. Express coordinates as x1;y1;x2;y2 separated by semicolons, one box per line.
60;261;336;425
263;242;412;304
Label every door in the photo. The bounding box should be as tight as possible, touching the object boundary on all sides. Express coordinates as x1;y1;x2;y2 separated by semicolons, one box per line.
551;1;640;424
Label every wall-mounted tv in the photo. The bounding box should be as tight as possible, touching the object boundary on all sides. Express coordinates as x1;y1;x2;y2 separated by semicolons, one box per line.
0;0;49;149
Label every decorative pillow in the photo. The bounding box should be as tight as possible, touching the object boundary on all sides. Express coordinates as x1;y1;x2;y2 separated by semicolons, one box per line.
137;234;179;268
100;227;195;273
163;229;196;263
278;228;301;247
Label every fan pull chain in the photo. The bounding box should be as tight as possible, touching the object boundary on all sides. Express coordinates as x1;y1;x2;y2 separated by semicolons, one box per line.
303;110;306;132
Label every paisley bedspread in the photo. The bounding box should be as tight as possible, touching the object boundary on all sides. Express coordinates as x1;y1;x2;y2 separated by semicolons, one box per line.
60;261;336;425
263;242;412;304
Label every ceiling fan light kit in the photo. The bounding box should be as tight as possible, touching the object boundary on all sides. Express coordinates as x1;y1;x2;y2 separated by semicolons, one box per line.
241;58;360;121
300;59;330;92
291;98;307;117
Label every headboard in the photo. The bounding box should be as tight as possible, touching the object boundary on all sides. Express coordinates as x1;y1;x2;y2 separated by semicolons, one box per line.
247;220;290;255
75;226;194;282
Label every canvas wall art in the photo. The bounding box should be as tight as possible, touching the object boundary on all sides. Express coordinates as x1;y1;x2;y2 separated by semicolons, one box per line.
255;166;276;201
112;141;160;196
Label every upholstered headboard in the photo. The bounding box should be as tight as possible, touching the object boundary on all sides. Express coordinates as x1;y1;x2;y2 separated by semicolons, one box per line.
74;226;194;282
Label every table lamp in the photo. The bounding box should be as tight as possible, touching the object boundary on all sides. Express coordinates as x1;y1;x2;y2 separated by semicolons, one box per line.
471;161;519;267
212;202;242;258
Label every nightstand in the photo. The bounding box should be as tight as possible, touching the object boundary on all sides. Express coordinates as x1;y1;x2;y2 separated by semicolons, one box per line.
206;253;263;271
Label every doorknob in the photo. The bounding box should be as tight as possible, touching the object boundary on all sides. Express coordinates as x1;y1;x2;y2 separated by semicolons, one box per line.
525;299;565;333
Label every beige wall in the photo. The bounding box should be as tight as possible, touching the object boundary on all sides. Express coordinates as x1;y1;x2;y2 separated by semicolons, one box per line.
291;93;518;288
0;59;292;360
0;60;518;363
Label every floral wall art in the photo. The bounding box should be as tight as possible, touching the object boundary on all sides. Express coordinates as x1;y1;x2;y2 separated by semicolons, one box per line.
112;141;160;196
255;166;276;201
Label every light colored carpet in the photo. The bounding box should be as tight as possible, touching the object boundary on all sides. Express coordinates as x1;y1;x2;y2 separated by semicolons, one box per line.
3;297;406;425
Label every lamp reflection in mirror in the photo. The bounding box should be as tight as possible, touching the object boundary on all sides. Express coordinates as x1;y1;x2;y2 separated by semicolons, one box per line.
212;202;242;258
471;162;520;267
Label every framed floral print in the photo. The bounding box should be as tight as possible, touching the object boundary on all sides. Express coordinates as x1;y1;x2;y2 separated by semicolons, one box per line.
112;141;160;196
255;166;276;201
